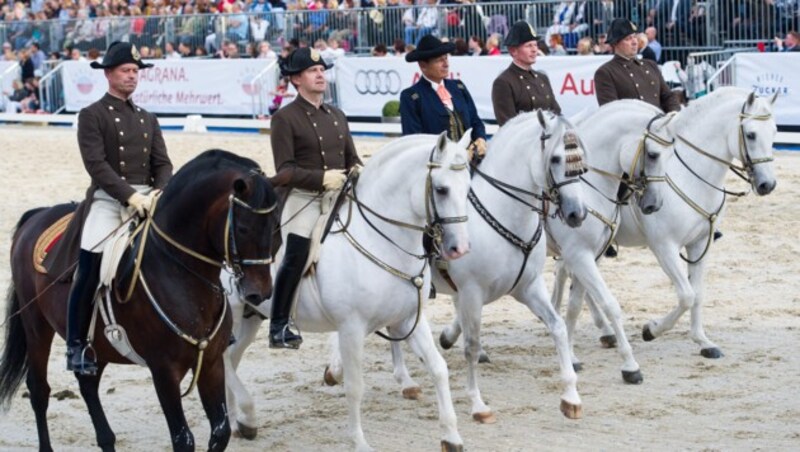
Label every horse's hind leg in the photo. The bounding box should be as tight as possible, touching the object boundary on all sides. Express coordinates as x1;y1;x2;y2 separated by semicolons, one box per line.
76;363;116;451
517;275;582;419
403;316;463;451
198;354;232;452
25;324;56;452
150;365;195;452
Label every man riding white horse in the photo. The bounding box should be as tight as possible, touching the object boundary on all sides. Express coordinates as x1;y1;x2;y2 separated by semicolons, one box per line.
267;47;362;349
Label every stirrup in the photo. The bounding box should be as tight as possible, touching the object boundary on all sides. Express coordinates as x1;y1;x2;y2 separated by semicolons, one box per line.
269;324;303;350
67;344;98;376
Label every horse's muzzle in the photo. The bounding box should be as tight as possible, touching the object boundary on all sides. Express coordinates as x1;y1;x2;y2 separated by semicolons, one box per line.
756;179;776;196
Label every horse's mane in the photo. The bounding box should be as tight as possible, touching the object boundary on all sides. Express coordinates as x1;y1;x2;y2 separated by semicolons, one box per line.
160;149;273;208
590;100;663;123
670;87;757;131
490;110;566;156
366;134;441;171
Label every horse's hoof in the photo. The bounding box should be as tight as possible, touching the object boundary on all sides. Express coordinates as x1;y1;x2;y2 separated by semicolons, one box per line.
599;334;617;348
441;440;464;452
700;347;724;359
439;331;454;350
622;369;643;385
402;386;422;400
472;411;497;424
560;400;583;419
478;350;491;363
642;324;656;342
323;365;339;386
236;421;258;441
572;362;583;372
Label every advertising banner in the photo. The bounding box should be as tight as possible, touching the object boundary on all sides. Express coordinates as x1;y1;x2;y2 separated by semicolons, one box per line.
62;59;277;115
733;53;800;126
334;55;610;120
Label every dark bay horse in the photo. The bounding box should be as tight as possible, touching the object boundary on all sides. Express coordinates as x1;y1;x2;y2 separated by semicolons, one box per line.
0;150;278;451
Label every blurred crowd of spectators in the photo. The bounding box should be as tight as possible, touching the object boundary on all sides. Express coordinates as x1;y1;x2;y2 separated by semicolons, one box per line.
0;0;797;56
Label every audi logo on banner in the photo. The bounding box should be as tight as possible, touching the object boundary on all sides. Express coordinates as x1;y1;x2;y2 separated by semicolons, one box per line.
354;70;402;95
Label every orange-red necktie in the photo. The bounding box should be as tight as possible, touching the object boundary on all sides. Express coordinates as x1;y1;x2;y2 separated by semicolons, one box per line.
436;83;453;110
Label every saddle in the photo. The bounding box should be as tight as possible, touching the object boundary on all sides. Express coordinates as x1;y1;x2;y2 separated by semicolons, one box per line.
34;207;137;295
33;212;74;274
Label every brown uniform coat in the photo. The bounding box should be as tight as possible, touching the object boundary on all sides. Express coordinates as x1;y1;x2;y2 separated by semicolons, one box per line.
492;63;561;126
594;54;680;112
78;93;173;202
271;95;361;192
44;93;172;276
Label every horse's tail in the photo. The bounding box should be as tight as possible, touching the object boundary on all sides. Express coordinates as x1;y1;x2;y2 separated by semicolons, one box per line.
0;284;29;410
0;208;43;409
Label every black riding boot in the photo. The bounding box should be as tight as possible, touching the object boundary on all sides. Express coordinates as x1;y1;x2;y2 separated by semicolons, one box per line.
66;250;102;375
269;234;310;349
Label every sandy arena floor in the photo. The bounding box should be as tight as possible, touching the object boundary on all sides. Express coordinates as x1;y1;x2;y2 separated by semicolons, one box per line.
0;125;798;451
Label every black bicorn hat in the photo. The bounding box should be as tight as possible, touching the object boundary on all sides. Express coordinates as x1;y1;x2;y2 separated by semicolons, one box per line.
405;35;456;62
90;41;154;69
504;21;538;47
606;18;638;45
279;47;333;76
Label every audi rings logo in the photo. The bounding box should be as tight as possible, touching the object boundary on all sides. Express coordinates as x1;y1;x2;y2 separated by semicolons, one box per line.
354;70;402;95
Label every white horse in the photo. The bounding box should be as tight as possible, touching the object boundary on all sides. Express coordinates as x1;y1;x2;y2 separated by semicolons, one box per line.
536;100;677;384
329;111;590;423
225;132;472;451
439;101;677;384
556;88;779;359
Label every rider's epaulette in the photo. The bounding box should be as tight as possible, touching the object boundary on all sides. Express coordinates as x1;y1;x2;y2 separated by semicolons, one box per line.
410;92;419;100
457;83;465;90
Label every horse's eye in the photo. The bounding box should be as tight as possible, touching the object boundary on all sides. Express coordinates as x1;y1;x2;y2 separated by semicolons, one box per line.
746;132;756;140
435;186;449;196
550;156;561;165
647;151;659;160
236;225;251;235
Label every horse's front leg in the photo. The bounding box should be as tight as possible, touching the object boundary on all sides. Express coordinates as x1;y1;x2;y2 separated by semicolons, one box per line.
440;294;490;363
564;277;588;370
337;327;371;451
197;352;232;452
225;309;264;440
642;245;695;344
390;340;423;400
150;365;194;452
517;275;582;419
403;315;463;451
456;288;494;423
76;362;116;451
570;255;643;384
686;240;722;358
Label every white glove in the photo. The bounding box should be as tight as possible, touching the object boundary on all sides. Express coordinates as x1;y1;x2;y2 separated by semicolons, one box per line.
126;192;150;217
322;170;347;191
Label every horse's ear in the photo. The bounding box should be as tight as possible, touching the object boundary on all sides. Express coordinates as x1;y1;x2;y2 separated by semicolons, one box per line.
457;128;473;150
435;131;448;157
233;178;248;194
770;91;779;105
747;91;756;107
536;109;546;128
